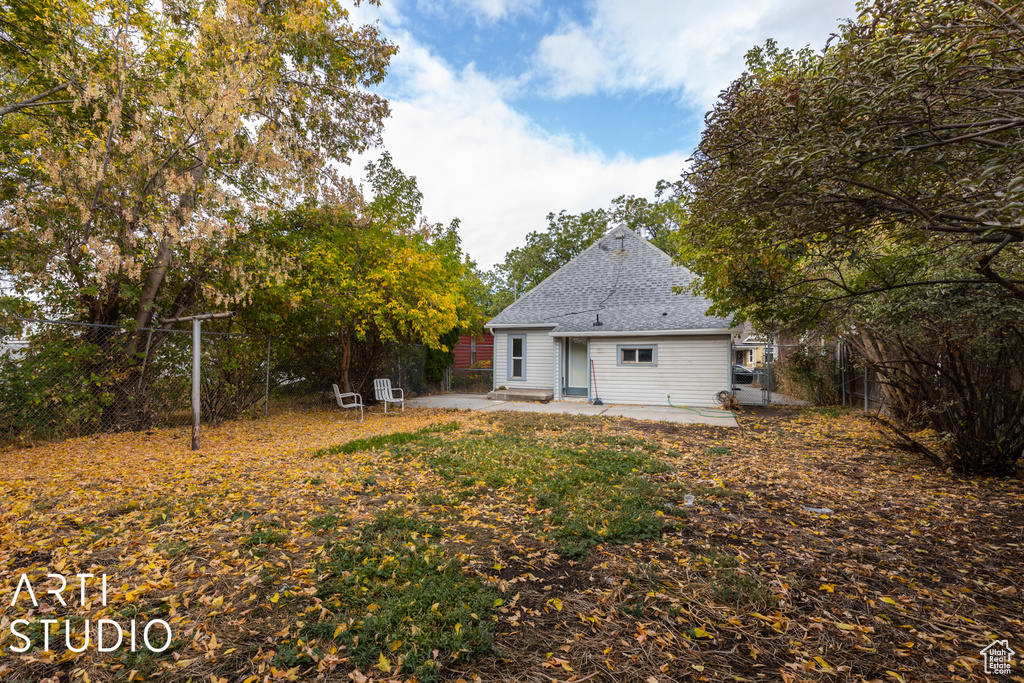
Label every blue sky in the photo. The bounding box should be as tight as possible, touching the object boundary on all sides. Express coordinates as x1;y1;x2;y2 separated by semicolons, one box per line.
350;0;859;269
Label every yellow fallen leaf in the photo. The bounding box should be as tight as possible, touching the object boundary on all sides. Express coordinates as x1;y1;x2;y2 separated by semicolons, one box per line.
378;653;391;672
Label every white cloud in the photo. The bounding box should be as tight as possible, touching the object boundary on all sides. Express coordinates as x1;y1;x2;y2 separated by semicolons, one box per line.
458;0;539;22
412;0;540;23
534;0;858;107
353;32;689;269
344;0;859;270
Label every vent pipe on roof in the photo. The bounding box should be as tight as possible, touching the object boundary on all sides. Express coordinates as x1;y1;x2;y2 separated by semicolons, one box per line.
593;314;603;326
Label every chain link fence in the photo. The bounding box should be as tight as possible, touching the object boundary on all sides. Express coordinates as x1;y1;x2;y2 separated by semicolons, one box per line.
731;342;809;407
0;318;284;448
443;368;493;393
0;316;504;449
380;343;427;397
844;353;890;414
730;338;894;412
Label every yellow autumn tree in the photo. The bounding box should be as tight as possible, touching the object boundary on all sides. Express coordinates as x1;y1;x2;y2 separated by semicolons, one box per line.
233;157;480;394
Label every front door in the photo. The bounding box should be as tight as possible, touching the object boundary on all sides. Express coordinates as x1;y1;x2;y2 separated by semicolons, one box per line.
565;337;588;396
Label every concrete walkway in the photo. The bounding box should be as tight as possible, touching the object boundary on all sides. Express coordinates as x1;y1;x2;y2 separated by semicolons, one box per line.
406;393;738;427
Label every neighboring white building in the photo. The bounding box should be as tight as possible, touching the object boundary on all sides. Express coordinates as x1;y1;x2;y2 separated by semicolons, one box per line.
487;226;739;407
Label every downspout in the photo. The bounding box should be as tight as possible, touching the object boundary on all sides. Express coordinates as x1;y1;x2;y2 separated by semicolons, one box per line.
727;334;734;392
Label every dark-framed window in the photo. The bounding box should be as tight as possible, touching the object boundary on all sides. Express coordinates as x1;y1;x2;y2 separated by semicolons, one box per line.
616;344;657;366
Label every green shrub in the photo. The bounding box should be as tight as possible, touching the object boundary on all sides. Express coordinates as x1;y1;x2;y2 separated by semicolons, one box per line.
777;343;840;405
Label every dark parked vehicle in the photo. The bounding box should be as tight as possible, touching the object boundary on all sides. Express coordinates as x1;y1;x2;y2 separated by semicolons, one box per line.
732;364;755;385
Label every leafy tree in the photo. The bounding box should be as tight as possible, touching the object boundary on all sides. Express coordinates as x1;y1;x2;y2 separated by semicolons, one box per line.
676;0;1024;473
607;190;681;256
232;157;479;395
851;283;1024;475
0;0;395;334
680;1;1024;321
424;326;461;383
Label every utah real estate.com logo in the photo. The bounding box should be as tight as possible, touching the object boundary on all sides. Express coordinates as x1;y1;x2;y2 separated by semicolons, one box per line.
981;639;1016;676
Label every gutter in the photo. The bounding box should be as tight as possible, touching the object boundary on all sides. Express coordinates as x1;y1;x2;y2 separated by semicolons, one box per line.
548;327;741;338
486;323;559;330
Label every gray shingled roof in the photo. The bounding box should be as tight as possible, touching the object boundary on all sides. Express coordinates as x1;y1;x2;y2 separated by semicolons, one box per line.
487;226;733;334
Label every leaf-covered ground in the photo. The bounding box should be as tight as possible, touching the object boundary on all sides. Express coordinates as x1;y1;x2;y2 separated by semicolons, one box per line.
0;406;1021;683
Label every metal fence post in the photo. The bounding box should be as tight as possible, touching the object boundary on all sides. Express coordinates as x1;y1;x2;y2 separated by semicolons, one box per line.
160;311;236;450
265;337;270;417
864;367;869;412
840;342;846;407
192;318;201;450
138;326;154;393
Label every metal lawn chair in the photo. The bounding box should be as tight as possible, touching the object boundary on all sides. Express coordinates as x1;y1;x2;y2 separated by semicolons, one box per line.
332;383;364;421
373;378;404;413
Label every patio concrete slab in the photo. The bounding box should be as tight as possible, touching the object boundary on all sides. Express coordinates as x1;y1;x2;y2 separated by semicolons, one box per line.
406;394;738;427
487;388;553;402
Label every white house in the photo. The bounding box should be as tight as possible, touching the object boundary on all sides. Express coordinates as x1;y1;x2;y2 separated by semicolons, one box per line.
486;226;739;407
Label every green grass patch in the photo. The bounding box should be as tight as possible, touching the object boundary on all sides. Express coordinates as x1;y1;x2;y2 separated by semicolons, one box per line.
664;481;744;503
419;420;461;434
417;490;474;507
159;539;195;558
242;523;288;554
619;562;666;617
812;407;844;418
702;550;776;609
308;511;348;534
303;510;497;682
313;422;460;458
104;500;142;518
705;446;732;456
423;430;672;558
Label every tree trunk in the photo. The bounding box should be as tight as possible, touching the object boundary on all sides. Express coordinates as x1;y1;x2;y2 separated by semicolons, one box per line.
339;327;353;393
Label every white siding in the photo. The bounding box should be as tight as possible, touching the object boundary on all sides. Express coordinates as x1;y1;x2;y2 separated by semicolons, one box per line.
492;329;556;390
589;335;730;407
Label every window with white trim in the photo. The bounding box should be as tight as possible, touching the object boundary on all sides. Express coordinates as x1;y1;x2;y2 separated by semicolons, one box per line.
509;335;525;379
617;344;657;366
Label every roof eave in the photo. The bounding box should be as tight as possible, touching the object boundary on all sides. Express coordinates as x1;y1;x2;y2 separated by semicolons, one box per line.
486;322;559;330
549;327;741;338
